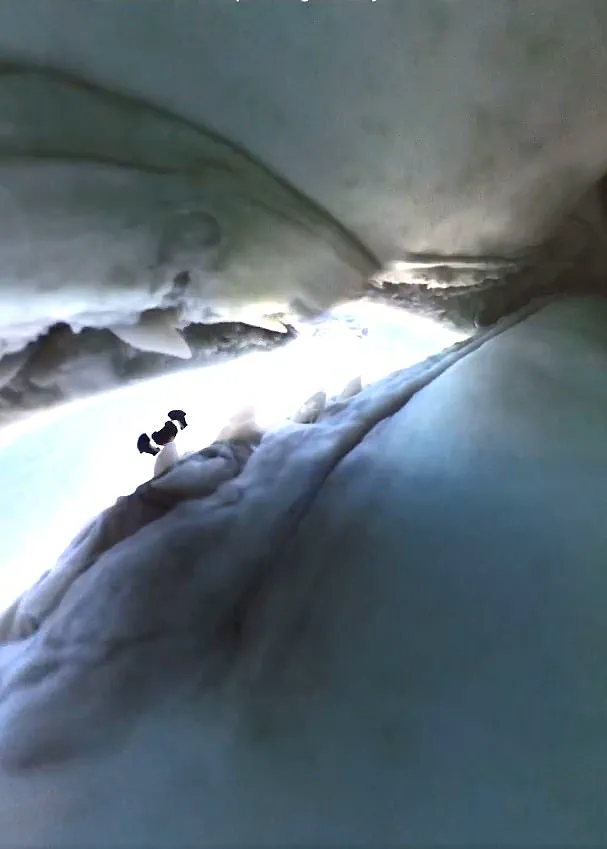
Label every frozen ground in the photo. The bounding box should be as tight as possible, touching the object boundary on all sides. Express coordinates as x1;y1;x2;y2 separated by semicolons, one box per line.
0;303;465;613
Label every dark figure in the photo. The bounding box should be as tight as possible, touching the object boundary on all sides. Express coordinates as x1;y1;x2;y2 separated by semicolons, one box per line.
168;409;188;430
137;433;160;457
136;409;188;455
152;420;179;447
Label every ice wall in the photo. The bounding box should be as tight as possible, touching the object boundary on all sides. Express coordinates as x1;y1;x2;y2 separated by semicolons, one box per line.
1;0;607;419
3;297;607;844
0;0;606;260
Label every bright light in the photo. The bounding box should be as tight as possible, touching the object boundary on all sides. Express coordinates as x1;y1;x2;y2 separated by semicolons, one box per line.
0;303;466;614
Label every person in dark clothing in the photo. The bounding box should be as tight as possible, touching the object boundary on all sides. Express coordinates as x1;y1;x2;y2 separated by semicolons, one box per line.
137;409;188;456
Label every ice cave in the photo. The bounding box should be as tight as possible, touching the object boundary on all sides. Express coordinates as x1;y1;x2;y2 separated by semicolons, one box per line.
2;1;607;845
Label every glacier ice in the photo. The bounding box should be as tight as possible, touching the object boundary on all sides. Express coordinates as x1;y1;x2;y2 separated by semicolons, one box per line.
0;66;375;363
3;0;607;418
1;3;607;843
1;299;607;844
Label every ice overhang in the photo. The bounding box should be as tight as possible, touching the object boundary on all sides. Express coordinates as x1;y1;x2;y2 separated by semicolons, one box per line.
2;0;607;422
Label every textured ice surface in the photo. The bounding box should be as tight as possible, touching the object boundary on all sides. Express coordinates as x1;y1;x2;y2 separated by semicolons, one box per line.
0;66;374;360
0;302;464;613
2;299;607;844
3;1;607;419
3;0;607;259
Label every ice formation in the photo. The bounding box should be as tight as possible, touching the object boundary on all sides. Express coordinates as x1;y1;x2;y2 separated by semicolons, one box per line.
1;3;607;845
2;299;607;845
0;66;374;366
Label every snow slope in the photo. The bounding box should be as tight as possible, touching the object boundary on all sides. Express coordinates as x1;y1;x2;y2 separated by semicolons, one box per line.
2;297;607;844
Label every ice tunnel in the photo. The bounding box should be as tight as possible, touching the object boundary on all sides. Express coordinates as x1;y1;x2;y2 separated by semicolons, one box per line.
2;2;607;846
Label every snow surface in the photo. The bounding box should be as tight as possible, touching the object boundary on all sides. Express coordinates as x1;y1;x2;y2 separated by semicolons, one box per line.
2;298;607;845
0;302;464;613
